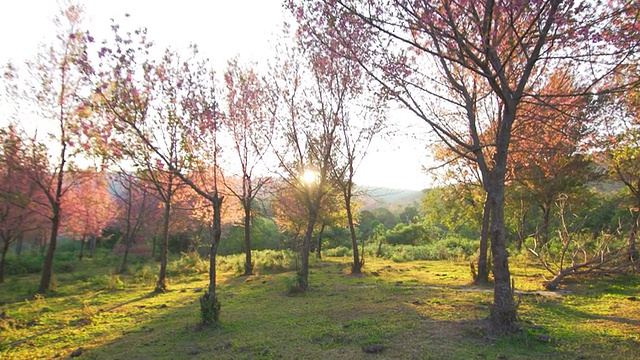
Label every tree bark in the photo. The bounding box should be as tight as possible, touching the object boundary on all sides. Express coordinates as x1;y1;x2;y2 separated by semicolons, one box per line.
242;195;253;275
155;195;171;293
39;205;60;293
316;223;326;259
299;202;319;291
345;190;362;273
155;174;173;293
201;195;223;326
628;201;639;264
15;235;22;256
79;234;86;260
0;236;11;283
475;193;491;285
540;200;552;245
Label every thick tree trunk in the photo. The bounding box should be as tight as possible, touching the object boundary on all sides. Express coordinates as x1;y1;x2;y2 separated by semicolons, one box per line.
299;203;319;291
316;223;325;259
243;198;253;275
487;173;517;334
155;197;171;293
200;196;223;326
475;193;491;285
39;207;60;293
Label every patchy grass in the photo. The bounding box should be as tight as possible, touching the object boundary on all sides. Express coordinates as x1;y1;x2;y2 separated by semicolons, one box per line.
0;253;638;359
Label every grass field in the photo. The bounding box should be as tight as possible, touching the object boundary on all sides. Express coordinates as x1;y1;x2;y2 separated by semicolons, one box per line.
0;253;638;359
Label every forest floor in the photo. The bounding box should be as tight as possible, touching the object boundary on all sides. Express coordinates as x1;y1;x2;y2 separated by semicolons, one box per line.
0;255;638;359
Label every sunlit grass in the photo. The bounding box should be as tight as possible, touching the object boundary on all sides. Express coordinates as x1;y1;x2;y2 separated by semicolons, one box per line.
0;252;638;359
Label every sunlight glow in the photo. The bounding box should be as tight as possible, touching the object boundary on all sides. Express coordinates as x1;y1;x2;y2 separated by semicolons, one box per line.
302;169;319;185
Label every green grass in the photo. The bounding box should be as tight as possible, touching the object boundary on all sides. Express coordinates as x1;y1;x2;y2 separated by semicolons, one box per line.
0;252;638;359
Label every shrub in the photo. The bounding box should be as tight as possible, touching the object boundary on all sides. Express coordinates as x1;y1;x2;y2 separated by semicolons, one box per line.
199;291;221;326
167;252;209;277
254;250;297;273
324;246;351;257
282;274;306;295
126;264;156;285
3;254;44;275
362;236;477;262
91;273;125;290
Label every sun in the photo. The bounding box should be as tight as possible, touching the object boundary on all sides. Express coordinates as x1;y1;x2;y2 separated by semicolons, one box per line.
302;169;319;185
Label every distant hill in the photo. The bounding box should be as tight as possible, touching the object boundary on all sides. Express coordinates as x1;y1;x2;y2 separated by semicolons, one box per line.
357;186;426;212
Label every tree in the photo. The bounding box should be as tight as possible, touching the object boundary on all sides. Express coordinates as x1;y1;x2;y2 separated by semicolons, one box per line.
109;171;159;273
509;68;594;245
223;59;273;275
92;24;191;292
93;32;226;323
269;39;341;291
4;3;94;292
61;170;114;260
291;0;623;332
0;125;46;283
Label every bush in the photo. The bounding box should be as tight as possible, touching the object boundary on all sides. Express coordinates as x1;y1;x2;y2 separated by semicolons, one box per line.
324;246;351;257
254;250;297;273
91;273;125;290
3;254;44;275
362;236;477;262
167;252;208;277
282;274;306;295
126;264;156;285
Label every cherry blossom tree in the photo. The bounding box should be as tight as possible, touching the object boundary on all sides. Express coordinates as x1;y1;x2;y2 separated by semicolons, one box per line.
61;170;115;260
109;171;159;273
0;125;47;283
268;39;341;291
223;59;273;275
2;3;95;293
290;0;630;332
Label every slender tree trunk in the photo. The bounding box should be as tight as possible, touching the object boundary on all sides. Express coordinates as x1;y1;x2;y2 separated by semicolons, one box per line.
155;196;171;293
242;197;253;275
316;223;326;259
89;236;95;258
299;203;319;291
345;191;362;273
475;193;491;285
119;237;132;274
79;234;86;260
0;237;11;283
39;206;60;293
628;201;639;264
15;235;22;256
152;235;157;259
541;200;552;245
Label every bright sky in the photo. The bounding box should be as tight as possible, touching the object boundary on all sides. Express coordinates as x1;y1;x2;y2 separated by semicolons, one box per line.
0;0;433;190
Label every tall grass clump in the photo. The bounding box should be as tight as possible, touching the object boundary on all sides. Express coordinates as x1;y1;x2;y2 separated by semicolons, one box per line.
167;252;209;277
253;249;297;273
218;250;298;276
126;264;157;285
324;246;351;257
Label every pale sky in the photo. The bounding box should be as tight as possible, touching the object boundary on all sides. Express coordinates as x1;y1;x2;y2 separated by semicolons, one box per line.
0;0;433;190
